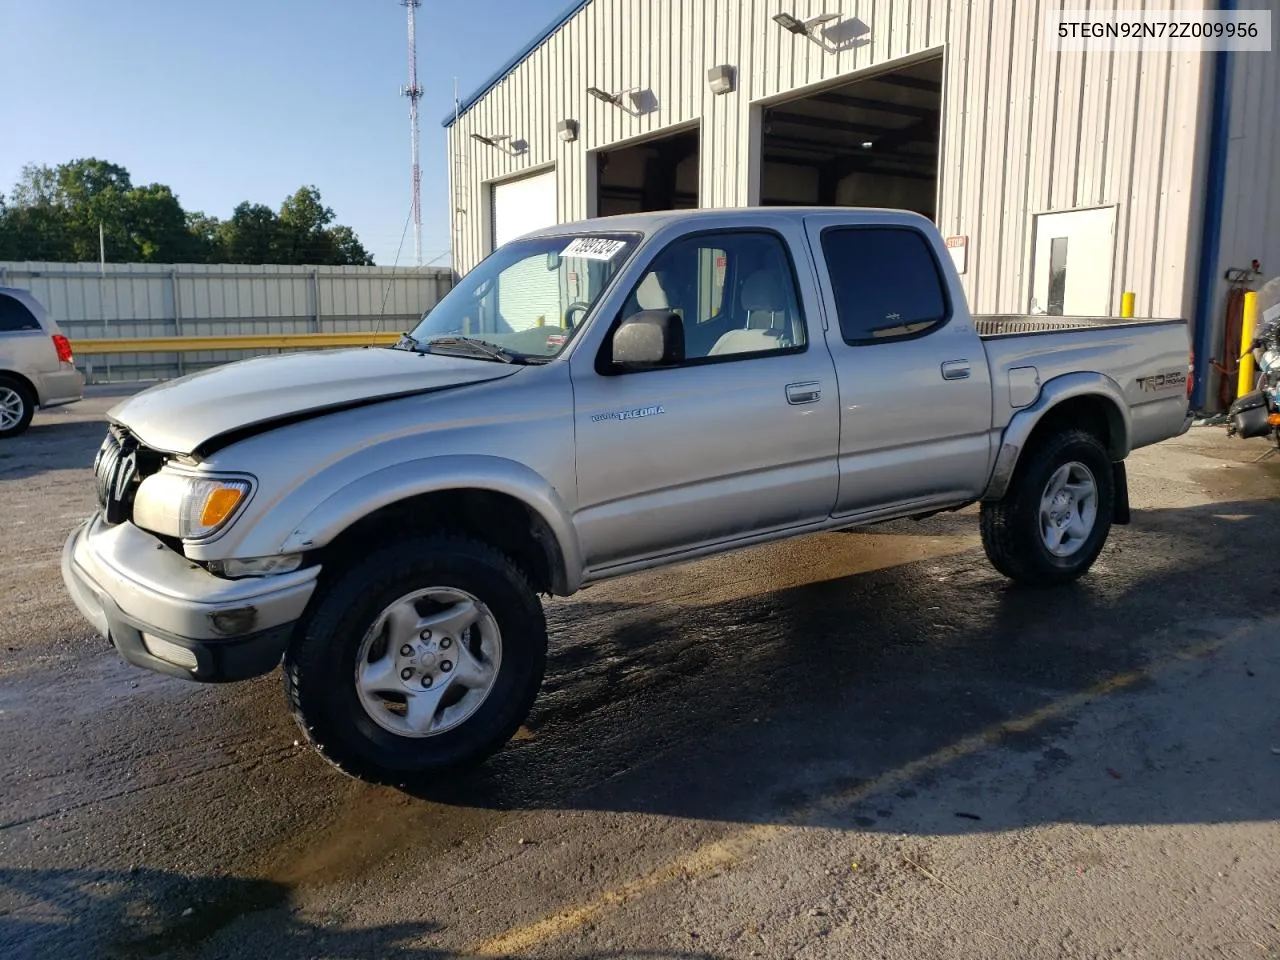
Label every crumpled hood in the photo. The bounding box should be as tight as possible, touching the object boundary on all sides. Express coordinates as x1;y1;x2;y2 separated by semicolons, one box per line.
108;347;520;455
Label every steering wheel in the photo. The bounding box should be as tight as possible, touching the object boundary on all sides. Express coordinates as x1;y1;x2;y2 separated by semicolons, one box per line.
564;301;592;329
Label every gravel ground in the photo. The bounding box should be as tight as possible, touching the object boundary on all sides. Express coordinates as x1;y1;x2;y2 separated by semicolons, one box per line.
1;388;1277;960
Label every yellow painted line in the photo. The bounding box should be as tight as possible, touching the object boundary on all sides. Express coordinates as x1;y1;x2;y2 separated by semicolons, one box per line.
71;332;401;355
470;629;1242;956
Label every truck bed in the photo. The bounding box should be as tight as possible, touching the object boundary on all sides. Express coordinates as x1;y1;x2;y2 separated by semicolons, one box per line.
973;314;1191;453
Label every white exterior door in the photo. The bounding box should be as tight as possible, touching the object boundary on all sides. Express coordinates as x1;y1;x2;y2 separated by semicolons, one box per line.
489;169;561;331
491;169;558;249
1030;206;1117;316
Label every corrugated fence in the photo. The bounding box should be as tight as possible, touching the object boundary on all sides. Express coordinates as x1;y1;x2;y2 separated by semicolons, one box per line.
0;261;454;382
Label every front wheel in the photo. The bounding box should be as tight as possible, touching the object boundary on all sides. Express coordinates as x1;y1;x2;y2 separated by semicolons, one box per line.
980;428;1115;586
284;535;547;785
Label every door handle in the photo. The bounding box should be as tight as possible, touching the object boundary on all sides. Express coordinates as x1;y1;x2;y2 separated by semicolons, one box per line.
786;381;822;405
941;360;971;381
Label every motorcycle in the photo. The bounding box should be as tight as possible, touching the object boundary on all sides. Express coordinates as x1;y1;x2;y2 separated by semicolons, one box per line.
1227;275;1280;447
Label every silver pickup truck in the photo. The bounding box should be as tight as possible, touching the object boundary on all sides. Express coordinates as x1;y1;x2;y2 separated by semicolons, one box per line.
61;208;1193;784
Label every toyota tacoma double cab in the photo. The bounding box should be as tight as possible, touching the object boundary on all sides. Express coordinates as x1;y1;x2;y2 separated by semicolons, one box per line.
62;208;1193;784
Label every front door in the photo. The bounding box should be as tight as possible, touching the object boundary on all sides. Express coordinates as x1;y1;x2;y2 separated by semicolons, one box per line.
570;227;839;573
804;216;994;516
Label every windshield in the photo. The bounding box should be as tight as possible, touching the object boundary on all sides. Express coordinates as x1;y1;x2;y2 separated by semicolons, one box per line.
407;233;641;359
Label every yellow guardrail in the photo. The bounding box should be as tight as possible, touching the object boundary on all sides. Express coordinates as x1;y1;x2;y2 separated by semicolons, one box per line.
72;331;402;355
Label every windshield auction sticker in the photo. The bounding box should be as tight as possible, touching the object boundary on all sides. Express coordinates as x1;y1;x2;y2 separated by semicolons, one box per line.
562;237;628;260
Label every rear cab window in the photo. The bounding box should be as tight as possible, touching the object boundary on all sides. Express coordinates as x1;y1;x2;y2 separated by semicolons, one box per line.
819;227;951;345
0;294;42;333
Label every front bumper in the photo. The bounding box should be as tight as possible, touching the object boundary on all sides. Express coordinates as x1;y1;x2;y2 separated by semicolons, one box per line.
61;515;320;682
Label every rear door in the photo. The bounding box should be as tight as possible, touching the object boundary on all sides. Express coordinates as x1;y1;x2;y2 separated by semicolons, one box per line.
803;216;994;517
0;291;54;376
570;225;840;572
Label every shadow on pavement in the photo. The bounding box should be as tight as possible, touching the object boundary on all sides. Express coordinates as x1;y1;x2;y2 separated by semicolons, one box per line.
0;420;104;481
386;496;1280;835
0;866;724;960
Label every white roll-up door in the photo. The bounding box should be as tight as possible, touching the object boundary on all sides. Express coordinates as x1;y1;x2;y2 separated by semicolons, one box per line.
490;168;558;250
489;169;562;332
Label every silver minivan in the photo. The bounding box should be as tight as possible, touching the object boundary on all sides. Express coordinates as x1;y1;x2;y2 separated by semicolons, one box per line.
0;286;84;437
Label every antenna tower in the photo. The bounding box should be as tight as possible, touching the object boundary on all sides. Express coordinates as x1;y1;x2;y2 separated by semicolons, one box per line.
401;0;423;266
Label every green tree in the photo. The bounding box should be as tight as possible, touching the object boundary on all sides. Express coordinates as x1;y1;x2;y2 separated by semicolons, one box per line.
217;202;279;264
9;162;63;207
185;210;224;262
1;159;375;266
274;185;335;263
122;183;195;262
327;225;374;266
0;194;75;261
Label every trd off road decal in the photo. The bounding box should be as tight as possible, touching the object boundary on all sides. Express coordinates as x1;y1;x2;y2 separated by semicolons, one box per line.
1136;370;1187;393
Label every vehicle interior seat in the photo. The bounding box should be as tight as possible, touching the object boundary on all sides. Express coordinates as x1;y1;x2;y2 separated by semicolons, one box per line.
709;268;792;356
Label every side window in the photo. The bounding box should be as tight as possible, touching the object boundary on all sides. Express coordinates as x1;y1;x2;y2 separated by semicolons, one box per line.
618;231;807;363
820;227;950;344
0;294;41;333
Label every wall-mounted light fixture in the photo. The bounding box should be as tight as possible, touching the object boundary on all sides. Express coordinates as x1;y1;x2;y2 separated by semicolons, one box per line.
587;85;624;106
469;133;510;147
588;85;657;116
706;64;736;95
557;119;579;142
772;11;838;37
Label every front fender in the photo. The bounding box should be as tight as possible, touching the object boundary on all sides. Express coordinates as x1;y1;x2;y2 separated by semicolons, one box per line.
276;455;584;593
981;372;1132;501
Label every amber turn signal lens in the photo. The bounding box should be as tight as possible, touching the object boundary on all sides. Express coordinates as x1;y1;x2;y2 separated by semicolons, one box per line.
1268;413;1280;427
200;487;245;527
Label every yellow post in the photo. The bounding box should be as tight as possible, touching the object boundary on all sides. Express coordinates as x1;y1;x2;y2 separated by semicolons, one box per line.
1237;291;1258;397
1120;291;1135;318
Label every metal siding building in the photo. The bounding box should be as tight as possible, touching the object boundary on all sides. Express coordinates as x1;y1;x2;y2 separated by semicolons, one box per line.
445;0;1278;408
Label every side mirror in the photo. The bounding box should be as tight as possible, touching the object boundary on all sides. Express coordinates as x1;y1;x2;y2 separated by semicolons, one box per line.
611;310;685;368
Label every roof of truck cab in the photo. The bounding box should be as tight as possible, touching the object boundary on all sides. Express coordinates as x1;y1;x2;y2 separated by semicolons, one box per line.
521;206;933;239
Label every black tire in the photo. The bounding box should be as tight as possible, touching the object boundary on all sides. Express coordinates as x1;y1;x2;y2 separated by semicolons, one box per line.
0;375;35;439
284;535;547;785
980;428;1115;587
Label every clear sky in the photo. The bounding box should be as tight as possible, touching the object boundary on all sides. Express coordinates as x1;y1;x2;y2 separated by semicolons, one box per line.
0;0;571;267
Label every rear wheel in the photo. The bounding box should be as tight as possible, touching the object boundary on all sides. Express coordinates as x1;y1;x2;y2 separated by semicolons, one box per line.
980;428;1115;586
284;535;547;785
0;375;35;438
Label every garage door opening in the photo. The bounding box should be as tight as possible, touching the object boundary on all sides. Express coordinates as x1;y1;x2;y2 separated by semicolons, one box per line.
758;56;941;219
595;127;699;218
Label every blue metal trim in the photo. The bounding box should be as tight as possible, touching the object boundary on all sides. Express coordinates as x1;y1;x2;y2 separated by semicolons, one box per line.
1189;0;1235;410
442;0;593;128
